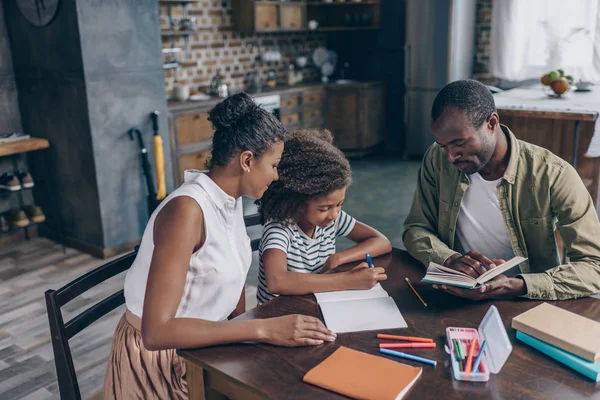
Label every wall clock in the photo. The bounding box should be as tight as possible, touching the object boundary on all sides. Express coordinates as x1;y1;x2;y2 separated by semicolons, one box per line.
16;0;60;27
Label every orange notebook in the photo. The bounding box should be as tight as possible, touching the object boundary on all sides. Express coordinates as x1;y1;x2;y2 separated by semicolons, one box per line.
303;346;422;400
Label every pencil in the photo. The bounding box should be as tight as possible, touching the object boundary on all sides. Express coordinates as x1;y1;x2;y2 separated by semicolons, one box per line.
405;277;427;307
377;334;433;343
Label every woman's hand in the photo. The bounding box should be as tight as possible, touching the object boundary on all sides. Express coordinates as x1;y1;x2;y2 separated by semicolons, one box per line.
259;315;336;347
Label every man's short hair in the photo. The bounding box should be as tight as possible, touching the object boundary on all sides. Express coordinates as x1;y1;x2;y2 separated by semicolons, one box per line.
431;79;497;128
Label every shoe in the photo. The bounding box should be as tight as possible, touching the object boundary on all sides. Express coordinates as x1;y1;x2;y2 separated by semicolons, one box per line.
23;205;45;223
0;214;8;232
9;209;29;228
14;169;34;189
0;172;21;191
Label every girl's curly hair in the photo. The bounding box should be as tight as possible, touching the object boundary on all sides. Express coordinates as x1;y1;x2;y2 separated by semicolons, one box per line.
255;128;352;224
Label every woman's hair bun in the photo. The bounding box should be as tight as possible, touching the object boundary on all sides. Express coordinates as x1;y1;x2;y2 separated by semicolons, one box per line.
208;92;257;131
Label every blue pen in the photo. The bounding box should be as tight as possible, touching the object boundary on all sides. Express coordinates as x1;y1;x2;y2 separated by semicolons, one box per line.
365;253;373;268
472;339;487;373
380;348;437;367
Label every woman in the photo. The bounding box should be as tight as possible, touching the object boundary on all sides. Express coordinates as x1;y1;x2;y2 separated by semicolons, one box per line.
104;93;336;399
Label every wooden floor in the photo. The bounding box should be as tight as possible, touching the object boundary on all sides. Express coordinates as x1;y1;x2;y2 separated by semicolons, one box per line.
0;238;125;399
0;237;260;400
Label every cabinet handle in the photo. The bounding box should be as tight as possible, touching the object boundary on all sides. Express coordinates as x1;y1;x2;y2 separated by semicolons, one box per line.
194;115;201;120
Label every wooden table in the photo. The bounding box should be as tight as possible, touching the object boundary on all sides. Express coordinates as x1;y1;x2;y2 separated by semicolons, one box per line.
178;249;600;399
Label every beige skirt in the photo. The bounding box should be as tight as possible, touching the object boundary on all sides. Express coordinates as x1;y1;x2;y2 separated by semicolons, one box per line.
104;313;188;399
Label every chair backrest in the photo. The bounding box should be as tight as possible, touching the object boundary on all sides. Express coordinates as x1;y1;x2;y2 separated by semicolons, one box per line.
45;215;261;399
243;212;262;251
45;250;137;400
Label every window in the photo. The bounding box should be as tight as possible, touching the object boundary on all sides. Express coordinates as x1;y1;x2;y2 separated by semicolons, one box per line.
490;0;600;82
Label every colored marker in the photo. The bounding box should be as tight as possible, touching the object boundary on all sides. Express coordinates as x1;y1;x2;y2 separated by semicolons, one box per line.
472;339;487;373
465;339;477;377
365;253;373;268
377;334;433;343
380;348;437;366
380;342;437;349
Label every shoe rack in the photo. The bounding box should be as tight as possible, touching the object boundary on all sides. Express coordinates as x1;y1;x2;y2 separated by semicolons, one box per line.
0;138;50;241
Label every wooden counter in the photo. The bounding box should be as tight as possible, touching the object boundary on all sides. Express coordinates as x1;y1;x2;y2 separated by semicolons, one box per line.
167;81;385;185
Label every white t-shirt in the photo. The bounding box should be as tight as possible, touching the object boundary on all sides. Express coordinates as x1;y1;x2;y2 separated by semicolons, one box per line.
257;210;356;304
456;173;515;263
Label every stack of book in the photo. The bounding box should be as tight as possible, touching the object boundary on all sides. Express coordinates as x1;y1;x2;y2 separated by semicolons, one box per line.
512;303;600;382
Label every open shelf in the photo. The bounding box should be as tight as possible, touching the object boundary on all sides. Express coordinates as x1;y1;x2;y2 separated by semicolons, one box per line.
306;1;380;5
159;0;202;3
161;29;195;36
0;138;49;158
0;221;43;235
315;25;378;31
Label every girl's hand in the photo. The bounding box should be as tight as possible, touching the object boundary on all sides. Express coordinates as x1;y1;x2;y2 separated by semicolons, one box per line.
259;315;336;347
345;263;387;290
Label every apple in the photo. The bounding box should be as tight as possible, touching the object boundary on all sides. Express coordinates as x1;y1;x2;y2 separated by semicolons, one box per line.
541;74;551;86
547;71;559;81
551;77;570;95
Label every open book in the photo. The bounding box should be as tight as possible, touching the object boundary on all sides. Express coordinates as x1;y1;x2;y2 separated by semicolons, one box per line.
421;256;527;289
315;284;407;333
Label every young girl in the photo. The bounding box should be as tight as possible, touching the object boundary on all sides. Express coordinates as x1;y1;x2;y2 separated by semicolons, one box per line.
104;94;335;399
255;129;392;305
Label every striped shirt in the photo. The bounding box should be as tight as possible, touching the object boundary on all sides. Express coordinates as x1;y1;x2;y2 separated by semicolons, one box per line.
257;210;356;304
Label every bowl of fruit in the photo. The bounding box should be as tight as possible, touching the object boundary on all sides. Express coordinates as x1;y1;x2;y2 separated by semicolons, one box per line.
541;69;574;98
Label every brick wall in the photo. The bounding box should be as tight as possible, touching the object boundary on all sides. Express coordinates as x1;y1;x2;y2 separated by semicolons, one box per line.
160;0;327;98
473;0;496;84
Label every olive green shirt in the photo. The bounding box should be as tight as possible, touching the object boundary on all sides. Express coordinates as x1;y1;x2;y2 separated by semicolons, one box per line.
403;125;600;300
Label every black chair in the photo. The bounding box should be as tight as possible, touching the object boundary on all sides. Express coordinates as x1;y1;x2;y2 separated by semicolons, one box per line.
45;213;262;399
45;250;137;400
243;212;262;251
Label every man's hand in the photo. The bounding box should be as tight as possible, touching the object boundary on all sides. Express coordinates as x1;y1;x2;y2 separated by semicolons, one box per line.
434;275;527;300
444;251;505;278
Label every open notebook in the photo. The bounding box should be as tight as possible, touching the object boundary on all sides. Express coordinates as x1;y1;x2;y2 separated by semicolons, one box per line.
421;256;527;289
315;284;407;333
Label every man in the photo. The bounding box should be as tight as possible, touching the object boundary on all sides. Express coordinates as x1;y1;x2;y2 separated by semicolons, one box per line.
403;79;600;301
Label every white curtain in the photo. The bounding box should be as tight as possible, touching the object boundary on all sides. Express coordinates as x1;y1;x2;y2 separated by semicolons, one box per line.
490;0;600;82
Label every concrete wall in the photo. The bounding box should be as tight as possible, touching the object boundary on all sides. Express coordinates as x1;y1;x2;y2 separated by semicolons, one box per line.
4;0;104;248
4;0;172;256
77;0;173;250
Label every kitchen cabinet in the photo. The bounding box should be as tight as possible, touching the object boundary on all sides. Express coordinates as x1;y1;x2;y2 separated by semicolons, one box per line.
168;84;326;186
232;0;380;34
325;81;385;155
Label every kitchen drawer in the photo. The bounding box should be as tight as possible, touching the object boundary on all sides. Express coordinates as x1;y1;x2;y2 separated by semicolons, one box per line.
281;112;300;126
174;111;214;147
178;149;212;181
303;108;322;121
281;94;300;109
303;90;324;105
255;4;278;30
